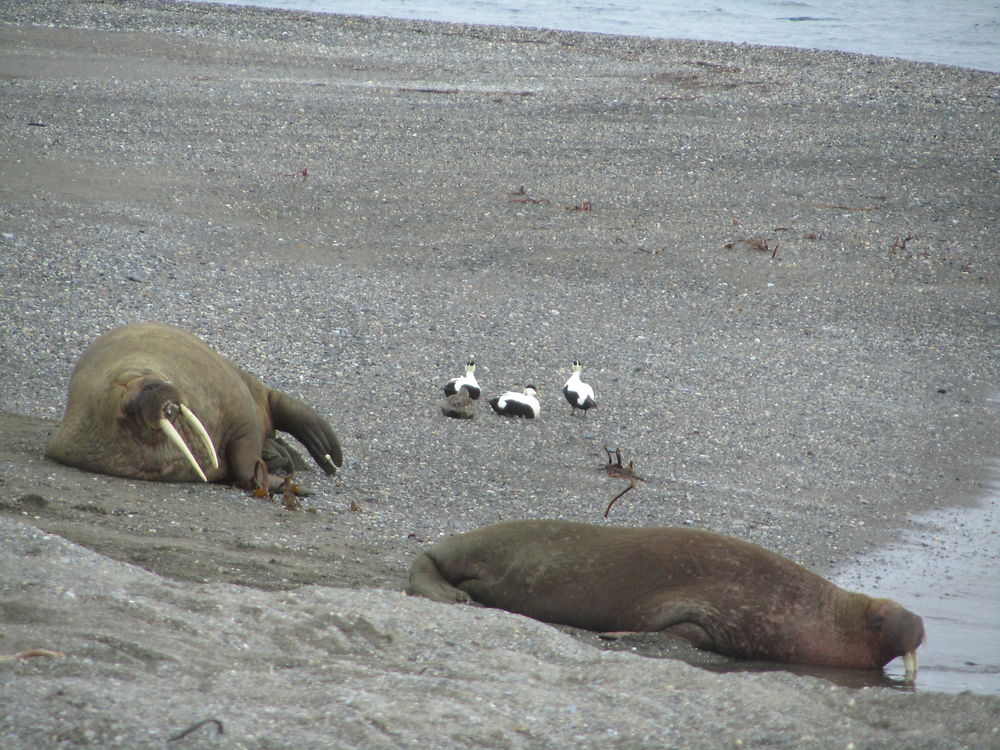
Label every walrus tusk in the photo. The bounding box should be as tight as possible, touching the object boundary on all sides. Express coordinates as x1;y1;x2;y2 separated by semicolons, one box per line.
179;404;218;469
903;650;918;680
159;417;208;482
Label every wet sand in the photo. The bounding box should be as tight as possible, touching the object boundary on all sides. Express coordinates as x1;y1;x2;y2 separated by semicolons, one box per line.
834;463;1000;695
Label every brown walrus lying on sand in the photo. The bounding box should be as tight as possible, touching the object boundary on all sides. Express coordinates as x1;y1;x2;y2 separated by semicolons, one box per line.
46;322;342;491
409;519;924;677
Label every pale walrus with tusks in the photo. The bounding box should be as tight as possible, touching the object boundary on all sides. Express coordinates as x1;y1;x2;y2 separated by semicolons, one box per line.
409;519;924;677
46;322;342;489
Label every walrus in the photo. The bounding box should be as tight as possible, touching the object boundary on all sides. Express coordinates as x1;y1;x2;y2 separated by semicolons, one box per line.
408;519;923;676
46;322;343;489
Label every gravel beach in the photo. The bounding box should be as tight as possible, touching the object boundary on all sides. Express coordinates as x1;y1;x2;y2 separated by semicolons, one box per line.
1;1;999;747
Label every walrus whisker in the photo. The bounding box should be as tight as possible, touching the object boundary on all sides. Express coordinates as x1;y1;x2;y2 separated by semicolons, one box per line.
159;417;208;482
179;404;219;469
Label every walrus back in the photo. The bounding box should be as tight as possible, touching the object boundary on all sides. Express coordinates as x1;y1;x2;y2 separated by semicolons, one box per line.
426;520;726;631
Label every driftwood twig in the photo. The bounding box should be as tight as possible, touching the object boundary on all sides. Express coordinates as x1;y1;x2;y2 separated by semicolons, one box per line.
602;447;646;517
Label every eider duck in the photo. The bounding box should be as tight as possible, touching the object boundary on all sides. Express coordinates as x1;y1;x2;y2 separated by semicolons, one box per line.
489;386;540;419
444;360;480;400
441;385;476;419
563;360;596;416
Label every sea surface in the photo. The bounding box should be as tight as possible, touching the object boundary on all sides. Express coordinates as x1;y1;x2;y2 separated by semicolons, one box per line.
834;481;1000;696
199;0;1000;72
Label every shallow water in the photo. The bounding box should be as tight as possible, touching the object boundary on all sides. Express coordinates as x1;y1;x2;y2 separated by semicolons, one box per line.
200;0;1000;72
833;460;1000;696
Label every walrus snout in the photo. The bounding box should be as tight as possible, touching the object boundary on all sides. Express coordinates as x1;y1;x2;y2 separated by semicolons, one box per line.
121;378;220;482
869;598;924;679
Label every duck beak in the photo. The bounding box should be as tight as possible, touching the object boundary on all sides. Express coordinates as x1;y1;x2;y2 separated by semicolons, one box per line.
179;404;219;469
159;416;209;482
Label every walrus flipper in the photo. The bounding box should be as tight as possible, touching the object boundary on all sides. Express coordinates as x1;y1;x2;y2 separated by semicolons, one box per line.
407;552;472;603
645;601;719;651
267;390;343;475
262;436;310;473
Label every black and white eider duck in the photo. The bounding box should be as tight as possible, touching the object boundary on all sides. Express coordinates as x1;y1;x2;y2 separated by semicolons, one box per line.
563;360;596;415
441;385;476;420
444;360;480;400
489;386;540;419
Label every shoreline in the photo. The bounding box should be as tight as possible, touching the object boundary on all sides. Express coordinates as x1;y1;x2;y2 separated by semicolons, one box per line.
189;0;1000;74
1;1;998;746
833;469;1000;693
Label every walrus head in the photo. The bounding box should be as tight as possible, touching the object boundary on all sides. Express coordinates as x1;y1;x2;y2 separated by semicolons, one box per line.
866;598;924;678
121;377;219;482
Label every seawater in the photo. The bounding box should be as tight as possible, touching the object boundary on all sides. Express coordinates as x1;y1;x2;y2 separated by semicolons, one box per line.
834;473;1000;696
199;0;1000;72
